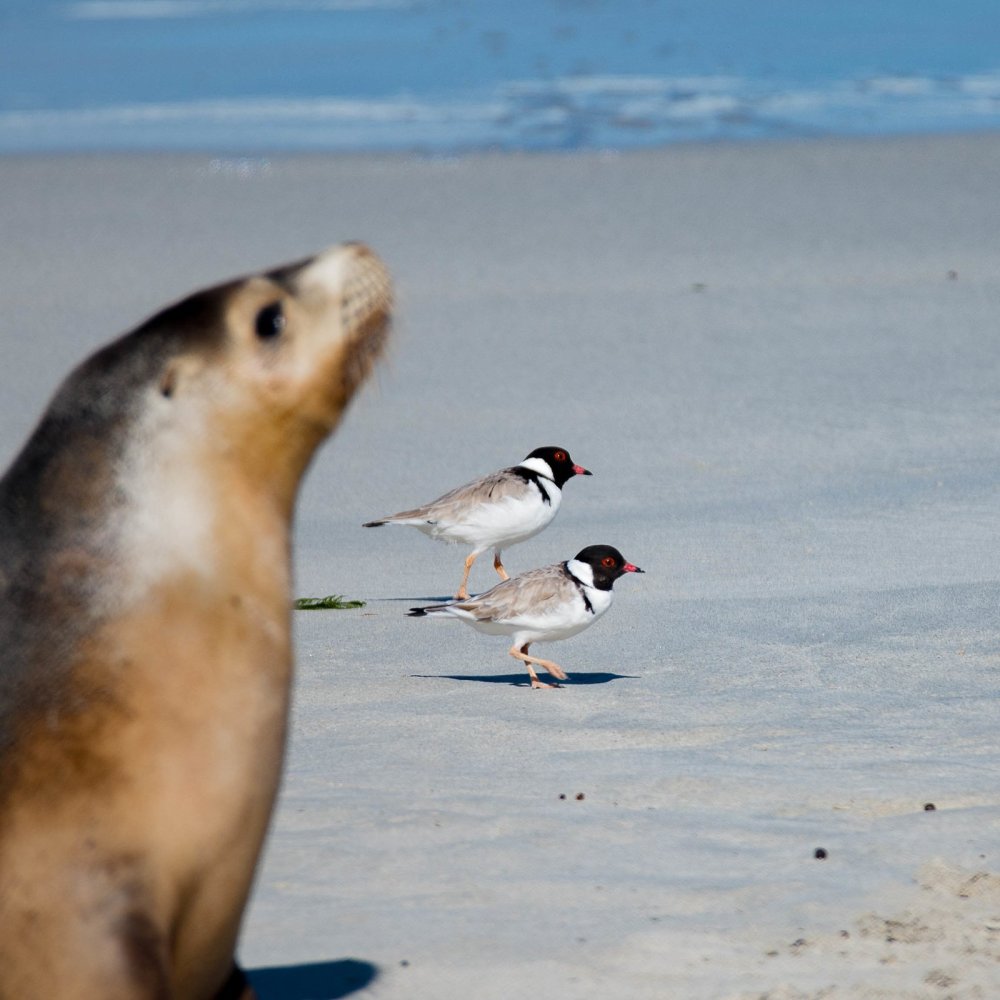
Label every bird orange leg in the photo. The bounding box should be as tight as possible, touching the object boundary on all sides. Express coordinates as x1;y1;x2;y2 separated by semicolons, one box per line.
509;643;568;689
493;550;509;581
455;552;478;600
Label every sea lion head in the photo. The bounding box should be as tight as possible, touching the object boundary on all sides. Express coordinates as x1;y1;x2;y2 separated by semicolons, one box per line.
150;242;393;507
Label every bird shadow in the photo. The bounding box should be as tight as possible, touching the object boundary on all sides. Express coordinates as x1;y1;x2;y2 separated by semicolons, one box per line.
246;959;377;999
382;595;470;604
411;671;637;687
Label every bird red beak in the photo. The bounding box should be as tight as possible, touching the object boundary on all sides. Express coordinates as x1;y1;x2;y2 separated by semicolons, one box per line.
574;465;592;476
623;562;644;573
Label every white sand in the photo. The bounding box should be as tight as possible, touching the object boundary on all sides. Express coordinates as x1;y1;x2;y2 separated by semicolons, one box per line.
2;135;999;999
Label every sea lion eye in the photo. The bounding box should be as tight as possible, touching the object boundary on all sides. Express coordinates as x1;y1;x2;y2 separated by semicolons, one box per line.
601;556;616;568
255;302;286;340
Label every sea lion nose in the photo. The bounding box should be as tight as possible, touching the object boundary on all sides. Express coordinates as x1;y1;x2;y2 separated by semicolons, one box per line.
297;242;393;324
292;244;393;347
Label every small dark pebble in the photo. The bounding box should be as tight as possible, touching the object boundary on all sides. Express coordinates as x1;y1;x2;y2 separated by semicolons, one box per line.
575;792;585;801
924;802;936;811
558;793;566;800
946;270;958;280
814;848;827;860
400;960;410;968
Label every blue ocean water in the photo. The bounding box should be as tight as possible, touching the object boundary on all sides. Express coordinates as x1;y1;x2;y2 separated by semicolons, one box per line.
1;0;999;154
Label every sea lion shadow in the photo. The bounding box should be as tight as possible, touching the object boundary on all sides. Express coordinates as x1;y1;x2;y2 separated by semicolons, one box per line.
247;958;377;999
412;671;638;687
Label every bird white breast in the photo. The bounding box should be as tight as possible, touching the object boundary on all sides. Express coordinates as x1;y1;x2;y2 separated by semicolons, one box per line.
506;588;606;644
460;601;591;641
424;486;561;551
454;565;610;645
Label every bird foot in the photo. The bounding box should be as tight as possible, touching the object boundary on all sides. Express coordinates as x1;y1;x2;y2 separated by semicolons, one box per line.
530;678;563;690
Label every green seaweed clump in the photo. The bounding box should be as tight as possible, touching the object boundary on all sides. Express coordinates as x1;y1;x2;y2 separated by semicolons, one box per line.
293;594;366;611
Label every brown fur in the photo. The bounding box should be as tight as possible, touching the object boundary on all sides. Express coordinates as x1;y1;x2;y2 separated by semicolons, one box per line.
0;245;391;999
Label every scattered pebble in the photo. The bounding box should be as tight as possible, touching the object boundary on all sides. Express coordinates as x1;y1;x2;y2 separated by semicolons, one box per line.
946;270;958;280
814;847;828;859
924;802;937;811
575;792;585;801
558;793;566;800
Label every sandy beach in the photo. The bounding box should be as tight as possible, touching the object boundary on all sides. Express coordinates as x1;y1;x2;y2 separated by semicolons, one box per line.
2;134;999;998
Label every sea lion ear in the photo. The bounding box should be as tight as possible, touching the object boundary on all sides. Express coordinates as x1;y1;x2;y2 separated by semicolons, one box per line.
156;354;211;401
158;364;178;399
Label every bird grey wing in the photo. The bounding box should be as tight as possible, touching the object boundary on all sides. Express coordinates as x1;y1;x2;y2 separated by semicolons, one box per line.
433;466;532;507
460;563;571;622
384;467;528;522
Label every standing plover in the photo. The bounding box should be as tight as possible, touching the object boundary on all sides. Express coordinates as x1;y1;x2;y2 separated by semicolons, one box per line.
408;544;643;688
364;446;591;599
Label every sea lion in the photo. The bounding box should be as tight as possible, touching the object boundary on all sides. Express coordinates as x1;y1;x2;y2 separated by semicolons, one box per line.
0;243;392;999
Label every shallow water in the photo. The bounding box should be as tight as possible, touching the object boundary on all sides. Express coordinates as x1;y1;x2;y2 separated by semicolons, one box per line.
2;1;1000;153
